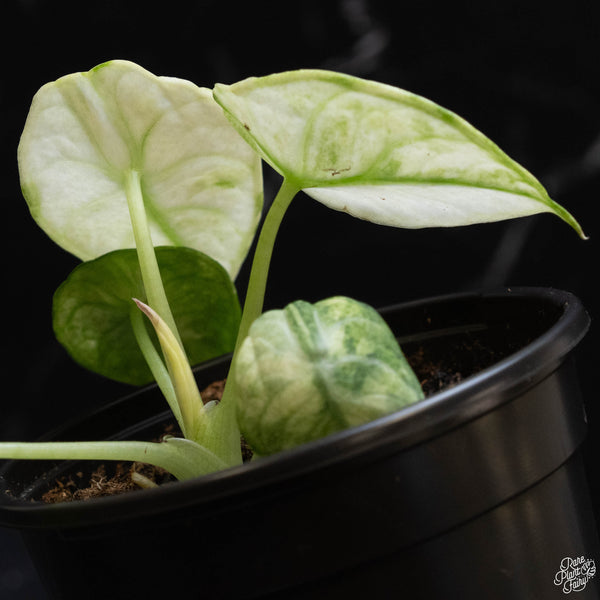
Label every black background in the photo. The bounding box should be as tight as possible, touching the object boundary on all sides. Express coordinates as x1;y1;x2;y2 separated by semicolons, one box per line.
1;1;599;597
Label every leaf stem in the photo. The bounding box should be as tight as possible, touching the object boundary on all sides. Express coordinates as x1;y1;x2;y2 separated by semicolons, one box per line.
219;177;300;415
125;169;182;346
234;177;301;352
0;438;226;481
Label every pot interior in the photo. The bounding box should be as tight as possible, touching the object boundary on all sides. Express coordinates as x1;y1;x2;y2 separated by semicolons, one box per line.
0;287;590;521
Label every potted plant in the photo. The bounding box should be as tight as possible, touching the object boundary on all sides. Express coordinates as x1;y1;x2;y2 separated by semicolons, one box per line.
0;61;596;599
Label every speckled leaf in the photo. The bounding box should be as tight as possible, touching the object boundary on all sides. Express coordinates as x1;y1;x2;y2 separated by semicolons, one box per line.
19;60;263;278
214;69;583;236
233;296;424;455
53;246;241;385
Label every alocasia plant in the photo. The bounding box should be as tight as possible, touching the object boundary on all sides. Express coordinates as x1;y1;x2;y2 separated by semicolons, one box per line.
0;63;585;485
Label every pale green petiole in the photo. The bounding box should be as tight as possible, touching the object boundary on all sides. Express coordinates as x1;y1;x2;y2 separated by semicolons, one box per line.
126;169;199;439
125;169;183;347
0;437;227;481
194;380;242;468
219;177;301;416
234;177;301;352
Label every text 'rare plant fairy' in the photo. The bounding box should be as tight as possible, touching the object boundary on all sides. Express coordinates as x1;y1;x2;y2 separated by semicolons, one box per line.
0;60;585;487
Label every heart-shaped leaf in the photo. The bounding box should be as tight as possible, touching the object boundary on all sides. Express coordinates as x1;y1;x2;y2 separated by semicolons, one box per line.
19;60;263;278
234;296;424;456
214;69;583;236
53;246;241;385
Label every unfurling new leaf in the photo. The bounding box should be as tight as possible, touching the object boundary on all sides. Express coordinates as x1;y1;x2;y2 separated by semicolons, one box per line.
234;296;424;456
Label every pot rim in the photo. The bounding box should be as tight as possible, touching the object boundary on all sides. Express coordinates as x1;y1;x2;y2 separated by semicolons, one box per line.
0;286;591;528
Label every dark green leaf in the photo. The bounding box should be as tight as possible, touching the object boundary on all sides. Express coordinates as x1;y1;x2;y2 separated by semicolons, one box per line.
53;247;241;385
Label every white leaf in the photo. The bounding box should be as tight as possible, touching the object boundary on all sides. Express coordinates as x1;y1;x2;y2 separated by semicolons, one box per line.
214;69;583;236
19;60;263;277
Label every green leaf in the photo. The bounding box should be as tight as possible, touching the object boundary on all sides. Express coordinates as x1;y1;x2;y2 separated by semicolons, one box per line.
53;246;241;385
233;296;424;456
214;69;584;237
19;59;263;278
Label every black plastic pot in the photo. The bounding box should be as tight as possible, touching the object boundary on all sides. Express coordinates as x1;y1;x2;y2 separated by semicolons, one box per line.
0;287;597;599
